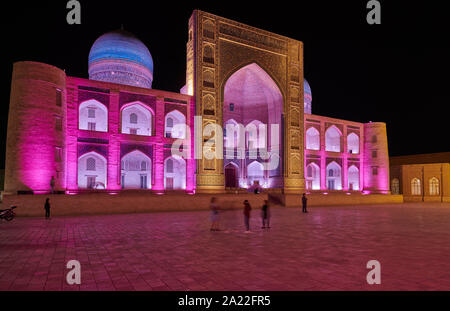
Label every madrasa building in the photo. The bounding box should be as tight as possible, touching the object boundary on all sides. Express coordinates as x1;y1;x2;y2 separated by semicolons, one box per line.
4;10;390;197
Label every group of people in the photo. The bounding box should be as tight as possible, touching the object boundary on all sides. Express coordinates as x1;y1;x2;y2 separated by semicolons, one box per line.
42;192;309;224
210;193;308;233
210;197;271;233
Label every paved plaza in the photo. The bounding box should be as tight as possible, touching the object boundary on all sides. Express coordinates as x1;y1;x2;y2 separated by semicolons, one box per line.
1;203;450;291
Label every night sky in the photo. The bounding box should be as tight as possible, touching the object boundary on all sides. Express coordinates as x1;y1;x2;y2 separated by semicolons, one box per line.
2;1;449;169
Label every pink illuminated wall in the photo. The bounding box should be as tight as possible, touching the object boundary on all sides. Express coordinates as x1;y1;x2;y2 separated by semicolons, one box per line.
63;75;195;193
304;114;389;194
5;62;66;193
6;62;389;195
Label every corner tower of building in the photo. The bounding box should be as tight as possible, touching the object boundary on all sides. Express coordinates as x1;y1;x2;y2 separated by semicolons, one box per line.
5;61;66;194
363;122;390;193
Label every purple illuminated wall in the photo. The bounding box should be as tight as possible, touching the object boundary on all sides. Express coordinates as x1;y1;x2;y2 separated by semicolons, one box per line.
304;115;389;193
6;62;388;195
5;62;66;193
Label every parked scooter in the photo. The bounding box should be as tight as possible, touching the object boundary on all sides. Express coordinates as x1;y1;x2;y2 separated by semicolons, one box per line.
0;206;17;221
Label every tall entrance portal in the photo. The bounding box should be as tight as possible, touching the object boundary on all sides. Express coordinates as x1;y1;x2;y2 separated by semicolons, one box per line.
223;63;283;189
187;10;305;193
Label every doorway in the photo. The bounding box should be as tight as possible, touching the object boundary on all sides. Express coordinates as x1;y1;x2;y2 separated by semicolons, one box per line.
225;163;238;187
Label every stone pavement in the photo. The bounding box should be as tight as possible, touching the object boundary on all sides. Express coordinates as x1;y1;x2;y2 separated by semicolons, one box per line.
1;203;450;291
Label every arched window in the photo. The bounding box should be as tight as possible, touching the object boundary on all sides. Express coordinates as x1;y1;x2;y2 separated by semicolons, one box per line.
130;113;138;124
247;161;264;187
121;103;152;136
325;126;341;152
165;110;186;139
306;127;320;150
348;165;360;191
79;99;108;132
86;158;96;171
203;45;214;64
141;161;147;171
245;120;266;150
391;178;400;194
78;152;107;189
429;177;440;196
307;165;313;177
326;161;342;190
411;178;421;195
121;150;151;189
347;133;359;154
305;162;320;190
167;117;173;128
203;70;215;88
166;158;173;173
224;119;243;150
203;20;215;39
164;156;186;190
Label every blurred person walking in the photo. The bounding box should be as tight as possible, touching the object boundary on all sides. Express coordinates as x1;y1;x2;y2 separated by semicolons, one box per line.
210;197;220;231
261;200;271;229
243;200;252;232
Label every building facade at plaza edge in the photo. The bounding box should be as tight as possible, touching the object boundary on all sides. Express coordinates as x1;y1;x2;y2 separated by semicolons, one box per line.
4;10;390;196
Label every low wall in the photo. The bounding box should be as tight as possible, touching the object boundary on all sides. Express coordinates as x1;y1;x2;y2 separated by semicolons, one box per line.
404;195;450;203
284;193;404;207
0;192;404;217
0;193;269;217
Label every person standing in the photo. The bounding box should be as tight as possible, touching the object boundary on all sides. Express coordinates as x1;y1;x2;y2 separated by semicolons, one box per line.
243;200;252;232
50;176;55;194
261;200;271;229
210;197;220;231
44;198;51;219
302;193;308;213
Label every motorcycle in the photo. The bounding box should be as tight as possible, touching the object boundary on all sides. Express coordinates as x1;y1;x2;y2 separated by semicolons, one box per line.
0;206;17;221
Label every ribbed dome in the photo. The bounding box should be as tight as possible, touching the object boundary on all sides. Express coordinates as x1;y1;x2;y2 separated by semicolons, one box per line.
304;79;312;114
88;29;154;88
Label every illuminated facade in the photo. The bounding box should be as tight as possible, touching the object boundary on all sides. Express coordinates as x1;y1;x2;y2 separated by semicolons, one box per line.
4;10;390;195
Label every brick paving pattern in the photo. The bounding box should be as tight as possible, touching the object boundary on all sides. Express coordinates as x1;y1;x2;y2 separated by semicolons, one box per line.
1;203;450;291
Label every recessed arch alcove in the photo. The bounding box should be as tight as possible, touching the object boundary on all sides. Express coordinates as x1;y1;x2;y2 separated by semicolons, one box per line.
222;63;284;189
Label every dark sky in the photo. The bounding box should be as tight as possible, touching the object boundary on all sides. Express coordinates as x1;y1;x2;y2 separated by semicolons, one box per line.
2;1;449;168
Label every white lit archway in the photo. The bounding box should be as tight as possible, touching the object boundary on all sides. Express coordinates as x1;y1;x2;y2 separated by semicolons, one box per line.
326;161;342;190
305;162;320;190
246;120;266;150
121;102;153;136
348;165;360;191
347;132;359;154
165;110;186;138
164;156;186;190
79;99;108;132
325;126;342;152
78;151;107;189
121;150;152;189
247;160;264;187
306;127;320;150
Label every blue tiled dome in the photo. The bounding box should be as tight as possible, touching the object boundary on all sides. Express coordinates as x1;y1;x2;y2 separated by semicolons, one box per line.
89;29;153;72
88;29;154;88
304;79;312;114
304;79;312;96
